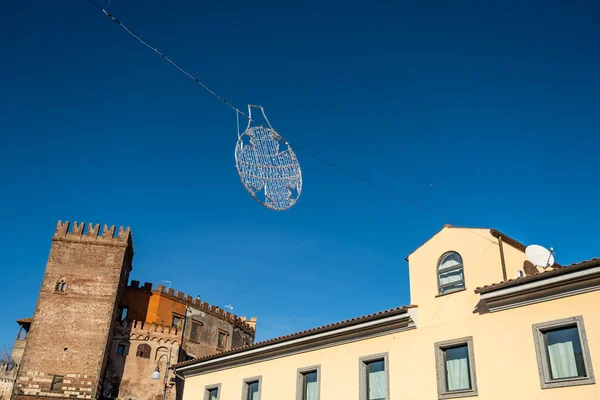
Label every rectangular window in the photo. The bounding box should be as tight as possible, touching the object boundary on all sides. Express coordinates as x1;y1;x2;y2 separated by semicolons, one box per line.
434;337;478;399
533;316;595;389
172;314;183;328
359;353;389;400
203;385;221;400
217;330;228;350
117;344;126;355
296;365;320;400
190;321;202;342
443;345;471;391
545;326;586;379
120;307;129;321
50;375;64;392
241;377;262;400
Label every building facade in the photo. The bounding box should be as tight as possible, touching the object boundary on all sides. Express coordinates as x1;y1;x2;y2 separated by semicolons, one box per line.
175;226;600;399
10;221;256;400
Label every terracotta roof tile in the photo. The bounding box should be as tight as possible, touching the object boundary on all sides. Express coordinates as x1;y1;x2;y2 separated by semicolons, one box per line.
475;258;600;294
172;304;417;369
17;317;32;324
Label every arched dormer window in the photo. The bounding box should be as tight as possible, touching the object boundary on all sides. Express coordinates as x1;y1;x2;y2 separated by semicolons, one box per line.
438;252;465;294
136;343;151;359
55;278;67;293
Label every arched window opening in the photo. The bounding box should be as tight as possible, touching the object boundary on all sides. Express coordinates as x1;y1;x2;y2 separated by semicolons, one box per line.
136;343;151;359
438;252;465;295
55;278;67;293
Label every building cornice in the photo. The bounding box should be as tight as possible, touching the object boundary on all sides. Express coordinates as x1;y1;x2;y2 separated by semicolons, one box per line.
475;265;600;313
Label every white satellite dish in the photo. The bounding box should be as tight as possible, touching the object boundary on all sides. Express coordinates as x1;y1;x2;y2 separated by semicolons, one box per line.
526;244;555;268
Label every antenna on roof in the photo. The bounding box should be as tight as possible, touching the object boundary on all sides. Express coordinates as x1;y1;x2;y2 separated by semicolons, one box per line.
161;280;172;289
224;305;233;312
526;244;555;268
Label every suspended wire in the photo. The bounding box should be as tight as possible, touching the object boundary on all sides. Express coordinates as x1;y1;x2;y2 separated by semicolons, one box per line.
294;147;438;217
87;0;259;123
85;0;498;244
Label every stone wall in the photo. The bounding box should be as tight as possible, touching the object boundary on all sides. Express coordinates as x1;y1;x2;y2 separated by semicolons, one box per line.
14;221;133;400
103;320;181;400
0;363;17;400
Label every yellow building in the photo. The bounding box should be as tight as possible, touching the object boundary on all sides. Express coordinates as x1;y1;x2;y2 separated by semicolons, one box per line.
174;226;600;399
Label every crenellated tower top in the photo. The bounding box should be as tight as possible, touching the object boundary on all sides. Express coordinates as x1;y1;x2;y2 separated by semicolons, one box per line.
53;221;132;248
125;281;256;336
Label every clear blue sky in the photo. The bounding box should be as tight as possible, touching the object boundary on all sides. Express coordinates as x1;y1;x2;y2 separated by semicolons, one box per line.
1;0;598;347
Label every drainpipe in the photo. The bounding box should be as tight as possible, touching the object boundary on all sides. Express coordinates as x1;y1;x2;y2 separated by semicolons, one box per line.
498;236;508;282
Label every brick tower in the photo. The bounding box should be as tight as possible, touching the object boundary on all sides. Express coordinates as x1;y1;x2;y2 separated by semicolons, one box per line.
14;221;133;400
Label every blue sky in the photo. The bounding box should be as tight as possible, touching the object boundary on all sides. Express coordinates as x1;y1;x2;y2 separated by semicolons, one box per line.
0;0;598;347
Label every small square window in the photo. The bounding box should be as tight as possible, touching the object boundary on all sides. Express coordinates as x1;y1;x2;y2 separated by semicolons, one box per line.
190;321;202;342
359;353;389;400
241;377;262;400
217;330;228;350
434;337;478;399
296;365;320;400
50;375;64;392
172;314;183;328
203;384;221;400
532;316;595;389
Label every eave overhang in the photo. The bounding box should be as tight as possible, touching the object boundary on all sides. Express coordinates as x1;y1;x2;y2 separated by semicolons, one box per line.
475;265;600;314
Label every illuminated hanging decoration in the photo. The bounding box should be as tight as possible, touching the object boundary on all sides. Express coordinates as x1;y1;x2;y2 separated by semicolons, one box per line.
235;105;302;211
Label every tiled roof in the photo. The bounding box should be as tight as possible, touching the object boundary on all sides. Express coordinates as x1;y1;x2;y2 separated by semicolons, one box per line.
475;258;600;294
173;305;417;369
17;317;32;324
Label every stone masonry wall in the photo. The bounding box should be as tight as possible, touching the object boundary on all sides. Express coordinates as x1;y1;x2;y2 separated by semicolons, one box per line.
15;222;132;400
103;320;181;400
